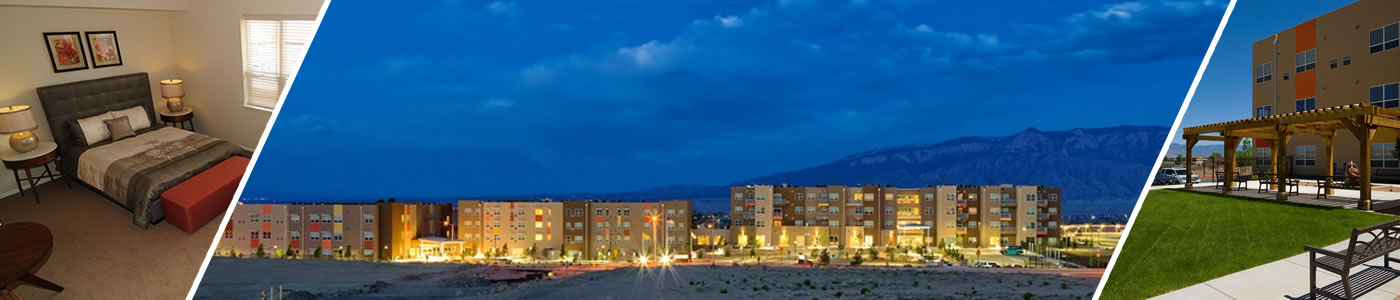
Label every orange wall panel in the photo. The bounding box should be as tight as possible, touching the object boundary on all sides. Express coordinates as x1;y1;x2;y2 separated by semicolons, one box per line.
1296;70;1316;99
262;204;271;214
262;222;271;232
1295;19;1315;52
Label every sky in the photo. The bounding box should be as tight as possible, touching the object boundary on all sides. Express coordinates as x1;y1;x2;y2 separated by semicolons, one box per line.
243;0;1227;201
1174;0;1355;145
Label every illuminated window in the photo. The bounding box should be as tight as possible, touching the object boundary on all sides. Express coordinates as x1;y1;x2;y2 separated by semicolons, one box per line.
535;234;543;241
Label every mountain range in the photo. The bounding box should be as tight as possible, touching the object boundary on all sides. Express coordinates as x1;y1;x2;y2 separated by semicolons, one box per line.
1164;142;1227;157
471;125;1170;217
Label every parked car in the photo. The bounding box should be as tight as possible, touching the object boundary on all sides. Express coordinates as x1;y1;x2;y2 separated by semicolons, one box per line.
1001;246;1024;256
1154;167;1199;185
972;261;1000;268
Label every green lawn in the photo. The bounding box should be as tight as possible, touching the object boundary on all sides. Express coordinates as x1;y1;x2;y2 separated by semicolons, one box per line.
1100;189;1398;299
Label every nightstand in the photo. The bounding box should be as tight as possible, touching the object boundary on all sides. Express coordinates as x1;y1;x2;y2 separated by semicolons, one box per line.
1;142;70;203
160;109;195;131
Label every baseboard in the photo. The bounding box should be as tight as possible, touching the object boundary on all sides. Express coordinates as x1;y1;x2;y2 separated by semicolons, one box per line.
0;177;54;200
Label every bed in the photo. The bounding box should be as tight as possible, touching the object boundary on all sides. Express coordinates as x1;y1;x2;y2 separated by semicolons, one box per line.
35;73;248;228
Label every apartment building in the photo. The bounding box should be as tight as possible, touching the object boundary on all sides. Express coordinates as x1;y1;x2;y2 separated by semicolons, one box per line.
223;199;694;262
285;204;378;258
473;201;565;258
216;204;289;257
730;185;1061;250
1251;0;1400;176
377;202;421;260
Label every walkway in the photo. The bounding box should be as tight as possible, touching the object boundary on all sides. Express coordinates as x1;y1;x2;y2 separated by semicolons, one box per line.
1170;181;1400;210
1152;238;1400;299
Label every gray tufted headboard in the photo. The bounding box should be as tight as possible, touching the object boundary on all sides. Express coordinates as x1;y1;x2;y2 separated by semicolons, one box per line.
35;72;159;154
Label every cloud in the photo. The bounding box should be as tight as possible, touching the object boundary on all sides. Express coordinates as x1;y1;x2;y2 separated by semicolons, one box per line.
486;1;522;23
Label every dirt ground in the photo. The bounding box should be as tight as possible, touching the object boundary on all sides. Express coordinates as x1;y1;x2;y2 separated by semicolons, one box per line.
194;258;1099;299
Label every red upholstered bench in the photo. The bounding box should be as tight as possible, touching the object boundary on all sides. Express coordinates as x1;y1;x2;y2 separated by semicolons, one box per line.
160;156;250;233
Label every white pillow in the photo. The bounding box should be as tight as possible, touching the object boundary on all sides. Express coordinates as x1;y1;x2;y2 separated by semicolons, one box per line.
75;112;115;145
109;106;151;130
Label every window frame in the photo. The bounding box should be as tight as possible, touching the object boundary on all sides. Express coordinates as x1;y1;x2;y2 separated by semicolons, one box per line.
1295;48;1317;73
1370;22;1399;54
1371;82;1400;109
1296;97;1315;112
1296;145;1317;167
1371;143;1399;169
240;15;318;112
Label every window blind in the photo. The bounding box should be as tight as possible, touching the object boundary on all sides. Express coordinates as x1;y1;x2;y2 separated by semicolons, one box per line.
243;17;316;110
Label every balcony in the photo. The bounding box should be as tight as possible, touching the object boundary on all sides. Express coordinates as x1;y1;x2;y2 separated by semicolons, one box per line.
1036;227;1049;236
846;200;863;206
1001;227;1017;234
1001;200;1017;206
774;199;788;205
956;226;968;231
956;200;967;207
771;212;783;219
1038;213;1050;219
1037;200;1048;208
957;213;969;219
1000;212;1012;219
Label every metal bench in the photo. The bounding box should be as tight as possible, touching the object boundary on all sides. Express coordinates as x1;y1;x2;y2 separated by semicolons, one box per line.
1233;173;1251;191
1259;174;1278;193
1258;174;1301;195
1304;219;1400;300
1316;176;1361;199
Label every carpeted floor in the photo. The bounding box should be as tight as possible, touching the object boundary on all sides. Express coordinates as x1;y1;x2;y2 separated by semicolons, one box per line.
0;180;226;299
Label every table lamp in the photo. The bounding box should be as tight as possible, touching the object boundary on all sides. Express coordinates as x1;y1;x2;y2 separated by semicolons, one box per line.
161;79;185;112
0;105;39;153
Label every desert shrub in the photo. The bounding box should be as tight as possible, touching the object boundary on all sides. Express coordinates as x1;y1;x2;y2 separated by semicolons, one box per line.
1022;292;1034;300
860;287;871;295
720;289;727;294
835;291;844;298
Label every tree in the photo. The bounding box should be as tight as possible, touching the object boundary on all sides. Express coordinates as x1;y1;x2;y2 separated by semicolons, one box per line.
313;247;323;259
868;248;878;260
1393;138;1400;164
1237;139;1255;168
256;245;266;258
1175;154;1184;166
528;243;538;260
885;247;897;262
819;249;831;265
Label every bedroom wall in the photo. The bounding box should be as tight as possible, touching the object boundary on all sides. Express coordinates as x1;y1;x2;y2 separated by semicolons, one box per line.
171;0;326;149
0;5;180;197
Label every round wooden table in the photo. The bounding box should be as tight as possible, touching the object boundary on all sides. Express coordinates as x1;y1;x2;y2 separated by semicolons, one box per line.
0;222;63;298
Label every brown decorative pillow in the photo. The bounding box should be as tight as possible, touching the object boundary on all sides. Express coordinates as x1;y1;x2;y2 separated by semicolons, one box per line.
104;115;136;142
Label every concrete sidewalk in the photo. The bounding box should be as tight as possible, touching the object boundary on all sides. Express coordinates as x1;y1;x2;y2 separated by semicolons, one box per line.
1152;239;1400;300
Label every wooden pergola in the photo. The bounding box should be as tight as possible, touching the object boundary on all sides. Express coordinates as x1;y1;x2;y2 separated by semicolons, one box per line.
1182;104;1400;210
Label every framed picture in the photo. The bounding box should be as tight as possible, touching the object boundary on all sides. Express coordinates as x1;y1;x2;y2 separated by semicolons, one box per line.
42;32;87;73
85;31;122;68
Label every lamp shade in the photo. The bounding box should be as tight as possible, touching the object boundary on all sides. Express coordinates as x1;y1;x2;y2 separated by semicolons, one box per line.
0;105;37;134
160;79;184;98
